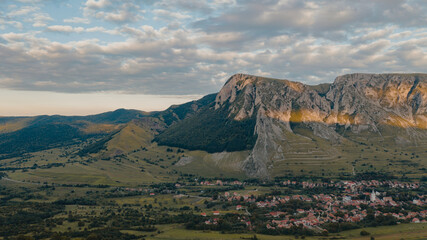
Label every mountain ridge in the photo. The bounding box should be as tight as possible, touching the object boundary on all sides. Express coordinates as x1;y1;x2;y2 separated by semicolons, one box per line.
156;73;427;178
1;72;426;179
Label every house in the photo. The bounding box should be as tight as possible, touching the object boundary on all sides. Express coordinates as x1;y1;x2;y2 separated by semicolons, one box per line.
236;205;243;210
266;224;275;230
201;212;207;217
269;211;286;218
343;196;352;202
213;211;220;216
383;197;393;202
370;190;376;202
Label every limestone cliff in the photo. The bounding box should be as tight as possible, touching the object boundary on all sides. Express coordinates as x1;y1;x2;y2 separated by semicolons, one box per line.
157;73;427;178
212;73;427;178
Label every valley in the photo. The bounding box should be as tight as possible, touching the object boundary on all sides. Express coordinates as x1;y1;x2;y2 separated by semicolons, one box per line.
0;73;426;239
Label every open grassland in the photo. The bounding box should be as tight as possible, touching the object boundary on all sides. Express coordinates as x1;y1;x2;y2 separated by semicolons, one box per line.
140;223;427;240
269;127;427;179
338;223;427;240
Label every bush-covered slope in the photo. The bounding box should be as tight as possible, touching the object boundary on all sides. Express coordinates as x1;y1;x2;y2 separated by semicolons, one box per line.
153;93;217;126
0;123;85;156
154;102;257;153
0;109;145;157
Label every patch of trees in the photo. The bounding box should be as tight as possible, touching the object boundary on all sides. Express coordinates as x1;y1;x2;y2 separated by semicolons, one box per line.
258;224;317;236
0;123;85;156
64;228;138;240
155;102;258;153
354;172;396;181
153;93;216;126
0;202;64;236
54;198;97;206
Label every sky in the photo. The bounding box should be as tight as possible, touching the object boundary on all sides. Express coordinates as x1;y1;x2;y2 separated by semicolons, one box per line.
0;0;426;116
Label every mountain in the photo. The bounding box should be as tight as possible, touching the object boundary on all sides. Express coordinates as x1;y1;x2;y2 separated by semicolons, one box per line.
156;73;427;178
0;73;426;181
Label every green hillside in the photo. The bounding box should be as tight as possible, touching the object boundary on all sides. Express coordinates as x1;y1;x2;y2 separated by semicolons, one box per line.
153;93;217;125
0;109;144;158
155;102;258;153
0;123;86;158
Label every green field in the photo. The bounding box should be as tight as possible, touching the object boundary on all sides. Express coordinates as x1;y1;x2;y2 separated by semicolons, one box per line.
123;223;427;240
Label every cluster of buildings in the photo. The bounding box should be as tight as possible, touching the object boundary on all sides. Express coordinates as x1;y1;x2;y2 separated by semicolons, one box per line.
198;180;244;186
284;179;420;190
203;180;425;231
261;193;427;231
196;179;420;190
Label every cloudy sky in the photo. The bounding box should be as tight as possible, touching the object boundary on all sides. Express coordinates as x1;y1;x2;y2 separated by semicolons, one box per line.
1;0;426;115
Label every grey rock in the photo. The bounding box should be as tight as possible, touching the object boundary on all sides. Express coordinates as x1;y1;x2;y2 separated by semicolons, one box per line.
215;73;427;178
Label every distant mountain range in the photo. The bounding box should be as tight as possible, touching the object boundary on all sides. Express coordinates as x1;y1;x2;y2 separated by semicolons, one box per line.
1;73;426;179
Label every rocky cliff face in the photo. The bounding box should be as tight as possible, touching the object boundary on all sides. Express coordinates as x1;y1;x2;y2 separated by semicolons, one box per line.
216;73;427;128
326;73;427;130
213;73;427;178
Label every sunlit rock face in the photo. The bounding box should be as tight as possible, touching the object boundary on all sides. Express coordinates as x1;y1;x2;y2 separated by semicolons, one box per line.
212;73;427;178
217;73;427;128
327;73;427;130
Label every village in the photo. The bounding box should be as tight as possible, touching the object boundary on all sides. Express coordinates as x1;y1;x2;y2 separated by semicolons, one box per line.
195;179;426;233
115;178;426;235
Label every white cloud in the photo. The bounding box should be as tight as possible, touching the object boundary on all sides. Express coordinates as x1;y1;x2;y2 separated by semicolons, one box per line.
213;0;236;6
16;0;43;3
0;0;427;96
100;10;139;23
195;0;427;38
64;17;90;24
153;9;191;20
155;0;213;13
0;19;23;29
0;77;20;87
8;6;39;17
84;0;110;9
351;27;396;43
83;1;143;23
46;25;85;33
32;12;53;27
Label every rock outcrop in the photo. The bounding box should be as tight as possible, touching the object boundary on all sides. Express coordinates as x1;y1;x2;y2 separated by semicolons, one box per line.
213;73;427;178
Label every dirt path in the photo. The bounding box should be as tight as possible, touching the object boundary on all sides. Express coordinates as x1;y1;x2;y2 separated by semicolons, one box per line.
1;177;41;185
